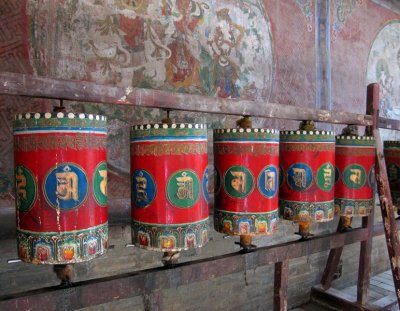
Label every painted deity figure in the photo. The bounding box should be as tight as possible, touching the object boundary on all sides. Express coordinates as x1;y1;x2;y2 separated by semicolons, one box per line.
99;169;107;196
135;171;148;202
265;169;276;192
231;171;246;193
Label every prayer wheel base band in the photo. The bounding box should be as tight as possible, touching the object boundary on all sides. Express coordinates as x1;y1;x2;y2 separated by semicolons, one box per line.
335;198;373;217
17;223;108;264
131;218;209;252
279;200;334;223
214;209;278;236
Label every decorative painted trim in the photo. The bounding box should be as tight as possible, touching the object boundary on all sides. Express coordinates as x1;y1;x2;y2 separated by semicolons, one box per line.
132;123;206;130
214;144;279;156
335;198;373;217
214;128;279;142
16;222;108;264
280;130;335;143
131;218;209;252
131;124;207;139
384;141;400;148
279;199;334;222
214;209;278;236
336;135;375;146
14;134;107;151
13;112;107;131
15;112;107;121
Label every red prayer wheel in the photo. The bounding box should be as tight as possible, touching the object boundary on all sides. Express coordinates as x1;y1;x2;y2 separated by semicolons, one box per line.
335;135;375;219
130;123;209;251
14;112;108;264
384;141;400;209
279;130;335;237
213;128;279;237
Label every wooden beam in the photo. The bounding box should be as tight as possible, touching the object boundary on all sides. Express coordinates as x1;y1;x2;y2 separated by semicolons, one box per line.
274;260;289;311
0;71;373;125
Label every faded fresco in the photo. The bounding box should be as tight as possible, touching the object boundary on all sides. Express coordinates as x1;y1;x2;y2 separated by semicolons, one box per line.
29;0;274;101
367;21;400;120
331;0;363;41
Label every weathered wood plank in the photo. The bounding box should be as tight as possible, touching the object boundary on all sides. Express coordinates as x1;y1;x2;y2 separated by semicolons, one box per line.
371;82;400;309
320;220;345;290
0;71;373;125
274;260;289;311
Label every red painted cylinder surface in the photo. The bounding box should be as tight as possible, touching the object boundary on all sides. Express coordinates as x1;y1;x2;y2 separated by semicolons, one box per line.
279;130;335;223
384;141;400;207
14;112;108;264
130;123;209;251
335;136;375;217
213;128;279;235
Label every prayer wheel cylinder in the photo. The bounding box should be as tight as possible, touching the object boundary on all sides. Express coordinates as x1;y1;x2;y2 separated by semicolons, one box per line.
213;128;279;236
279;130;335;236
384;141;400;209
130;123;209;251
335;136;375;218
14;112;108;264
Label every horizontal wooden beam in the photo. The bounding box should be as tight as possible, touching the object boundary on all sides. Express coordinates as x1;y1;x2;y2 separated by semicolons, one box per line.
0;71;373;125
0;224;377;311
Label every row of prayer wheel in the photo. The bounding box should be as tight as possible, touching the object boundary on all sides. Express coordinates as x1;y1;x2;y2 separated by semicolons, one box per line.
13;112;400;264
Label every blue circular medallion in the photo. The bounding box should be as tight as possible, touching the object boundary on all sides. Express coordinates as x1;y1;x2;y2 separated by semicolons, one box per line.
258;165;278;198
132;169;157;208
203;167;209;202
44;163;88;210
287;163;313;192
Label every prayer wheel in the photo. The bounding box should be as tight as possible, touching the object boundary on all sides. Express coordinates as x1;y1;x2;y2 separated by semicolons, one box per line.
384;141;400;212
279;128;335;238
335;135;375;229
213;127;279;247
130;123;209;252
13;112;108;264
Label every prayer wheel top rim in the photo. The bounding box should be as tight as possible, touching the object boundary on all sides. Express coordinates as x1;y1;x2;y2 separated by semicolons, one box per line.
14;112;107;121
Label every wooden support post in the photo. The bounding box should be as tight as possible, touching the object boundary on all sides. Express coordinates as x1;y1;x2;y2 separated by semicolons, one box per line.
370;82;400;308
274;260;289;311
320;219;344;290
356;83;379;305
357;214;373;304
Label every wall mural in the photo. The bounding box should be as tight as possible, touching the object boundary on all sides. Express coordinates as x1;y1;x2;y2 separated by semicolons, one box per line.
295;0;314;32
367;21;400;120
331;0;363;41
30;0;274;101
27;0;274;199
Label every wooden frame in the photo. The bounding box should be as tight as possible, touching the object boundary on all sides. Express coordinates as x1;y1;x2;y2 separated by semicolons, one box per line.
0;72;400;310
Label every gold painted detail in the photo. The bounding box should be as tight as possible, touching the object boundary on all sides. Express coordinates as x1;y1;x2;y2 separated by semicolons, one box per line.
280;143;334;152
176;172;194;200
56;166;79;201
14;134;107;151
131;142;207;156
215;144;278;155
385;150;400;158
336;147;375;156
